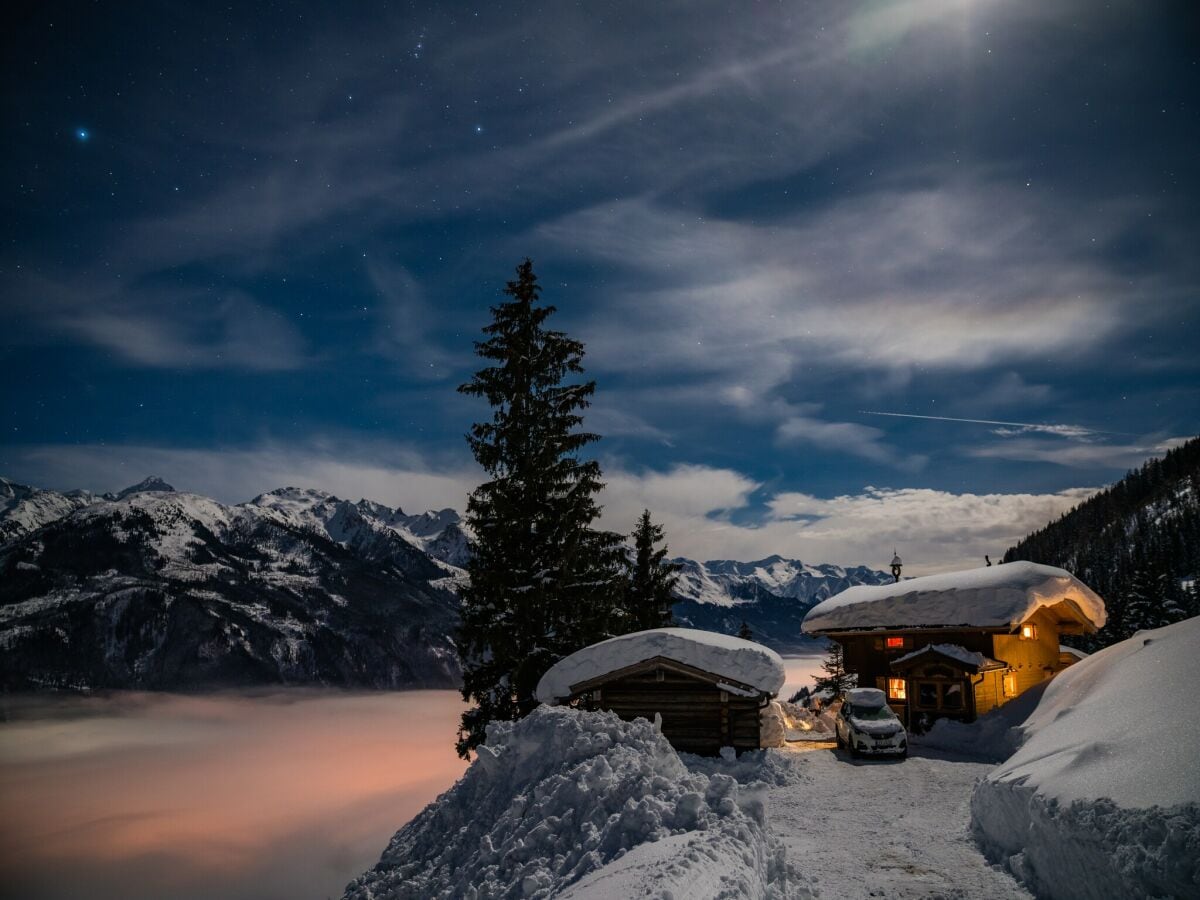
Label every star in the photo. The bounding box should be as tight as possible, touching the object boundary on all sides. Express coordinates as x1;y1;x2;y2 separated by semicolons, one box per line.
474;124;484;134
74;127;90;142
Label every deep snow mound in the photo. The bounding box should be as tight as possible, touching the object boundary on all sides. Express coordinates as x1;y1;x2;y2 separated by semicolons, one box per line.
915;681;1048;762
342;706;788;900
971;617;1200;899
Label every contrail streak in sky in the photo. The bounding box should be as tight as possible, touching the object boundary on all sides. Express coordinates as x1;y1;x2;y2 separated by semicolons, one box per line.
858;411;1118;439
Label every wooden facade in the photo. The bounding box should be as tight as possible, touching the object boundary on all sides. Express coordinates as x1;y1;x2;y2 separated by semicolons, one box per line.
568;655;768;755
832;604;1081;730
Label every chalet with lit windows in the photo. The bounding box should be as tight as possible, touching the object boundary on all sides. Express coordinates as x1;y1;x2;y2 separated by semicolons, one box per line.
801;561;1106;731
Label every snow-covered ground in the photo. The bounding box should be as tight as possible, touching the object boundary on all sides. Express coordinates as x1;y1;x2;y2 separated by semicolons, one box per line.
766;746;1029;899
343;706;792;899
344;703;1036;900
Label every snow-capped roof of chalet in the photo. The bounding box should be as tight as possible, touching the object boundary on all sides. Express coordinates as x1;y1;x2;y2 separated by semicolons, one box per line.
891;643;1005;672
536;628;786;704
802;561;1106;634
1059;644;1090;660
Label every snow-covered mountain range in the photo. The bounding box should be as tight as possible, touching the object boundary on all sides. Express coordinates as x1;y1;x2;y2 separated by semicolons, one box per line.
0;475;888;689
0;477;466;691
671;556;891;651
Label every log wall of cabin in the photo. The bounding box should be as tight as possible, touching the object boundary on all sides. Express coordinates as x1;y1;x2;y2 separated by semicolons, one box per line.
838;630;995;687
579;667;762;755
991;606;1062;696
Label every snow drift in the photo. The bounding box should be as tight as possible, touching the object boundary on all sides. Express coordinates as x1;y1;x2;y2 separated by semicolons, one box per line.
536;628;786;703
802;561;1106;632
970;617;1200;899
342;706;788;899
914;680;1048;763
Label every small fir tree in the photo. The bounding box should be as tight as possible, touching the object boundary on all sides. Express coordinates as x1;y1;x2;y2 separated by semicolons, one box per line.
621;509;681;632
812;640;855;695
455;259;625;757
737;620;753;641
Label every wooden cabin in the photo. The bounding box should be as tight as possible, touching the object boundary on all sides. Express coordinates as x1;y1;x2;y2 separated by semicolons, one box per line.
536;628;785;755
801;561;1105;731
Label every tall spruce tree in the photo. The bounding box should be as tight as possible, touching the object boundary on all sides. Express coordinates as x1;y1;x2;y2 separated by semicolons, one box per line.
621;509;681;633
455;259;625;757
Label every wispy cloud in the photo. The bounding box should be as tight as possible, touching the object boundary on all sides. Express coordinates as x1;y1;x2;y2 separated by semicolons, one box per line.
8;275;310;371
543;185;1136;381
859;411;1112;441
763;485;1100;574
603;469;1097;572
775;407;927;471
967;435;1191;469
2;440;479;514
1;441;1106;572
365;257;463;380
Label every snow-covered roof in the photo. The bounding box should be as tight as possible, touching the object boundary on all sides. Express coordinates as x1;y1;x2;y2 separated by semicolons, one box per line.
536;628;785;704
891;643;1005;671
1058;644;1089;660
802;561;1106;633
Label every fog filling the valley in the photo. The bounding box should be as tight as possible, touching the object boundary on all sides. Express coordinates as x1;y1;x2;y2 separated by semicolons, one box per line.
0;656;825;899
0;690;468;900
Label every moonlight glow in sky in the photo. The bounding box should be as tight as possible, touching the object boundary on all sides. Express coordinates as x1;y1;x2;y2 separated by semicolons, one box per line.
2;1;1197;571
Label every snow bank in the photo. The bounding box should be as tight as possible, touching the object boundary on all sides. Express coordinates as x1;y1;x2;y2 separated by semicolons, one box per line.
914;681;1048;762
343;706;788;900
971;617;1200;898
536;628;786;703
759;701;786;748
803;561;1105;632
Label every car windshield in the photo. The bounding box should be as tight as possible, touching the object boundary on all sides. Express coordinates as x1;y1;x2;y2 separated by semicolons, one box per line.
849;704;896;721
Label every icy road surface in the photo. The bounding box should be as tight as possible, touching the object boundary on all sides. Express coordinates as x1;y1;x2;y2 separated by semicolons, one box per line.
768;747;1031;899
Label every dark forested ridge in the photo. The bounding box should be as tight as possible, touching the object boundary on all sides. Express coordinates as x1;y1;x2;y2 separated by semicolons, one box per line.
1004;435;1200;649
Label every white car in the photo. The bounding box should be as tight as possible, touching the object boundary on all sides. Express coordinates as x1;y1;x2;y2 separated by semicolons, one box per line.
835;688;907;758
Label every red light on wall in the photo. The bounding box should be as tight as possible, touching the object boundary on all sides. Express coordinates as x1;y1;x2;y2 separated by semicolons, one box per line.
886;636;904;649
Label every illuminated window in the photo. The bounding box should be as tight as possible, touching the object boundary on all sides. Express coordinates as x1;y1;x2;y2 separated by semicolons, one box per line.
887;678;907;700
1003;673;1017;697
886;636;904;649
1020;624;1038;640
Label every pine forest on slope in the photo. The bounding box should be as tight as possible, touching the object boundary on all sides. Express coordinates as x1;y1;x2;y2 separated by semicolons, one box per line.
1003;435;1200;648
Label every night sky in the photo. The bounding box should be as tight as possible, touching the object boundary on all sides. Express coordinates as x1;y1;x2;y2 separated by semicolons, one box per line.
3;1;1198;571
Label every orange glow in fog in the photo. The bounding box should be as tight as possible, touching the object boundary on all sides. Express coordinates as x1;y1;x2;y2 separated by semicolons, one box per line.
0;691;469;900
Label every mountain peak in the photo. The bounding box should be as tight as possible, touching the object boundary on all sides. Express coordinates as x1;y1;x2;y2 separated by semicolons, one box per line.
114;476;176;499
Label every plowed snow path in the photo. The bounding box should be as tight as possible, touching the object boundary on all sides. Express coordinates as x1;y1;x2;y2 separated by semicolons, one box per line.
769;747;1031;899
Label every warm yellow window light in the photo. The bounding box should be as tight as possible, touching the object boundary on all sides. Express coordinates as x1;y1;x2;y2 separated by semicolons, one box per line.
1020;623;1038;640
886;636;904;649
887;678;907;700
1003;673;1017;696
